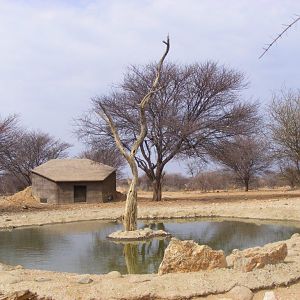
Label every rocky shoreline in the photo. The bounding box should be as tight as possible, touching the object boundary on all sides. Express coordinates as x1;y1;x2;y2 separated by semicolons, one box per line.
1;196;300;299
0;234;300;299
1;196;300;231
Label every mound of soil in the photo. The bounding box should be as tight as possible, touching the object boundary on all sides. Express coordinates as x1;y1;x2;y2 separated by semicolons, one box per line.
4;187;38;205
0;187;41;212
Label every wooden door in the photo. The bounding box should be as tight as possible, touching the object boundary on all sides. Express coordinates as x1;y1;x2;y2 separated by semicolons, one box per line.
74;185;87;203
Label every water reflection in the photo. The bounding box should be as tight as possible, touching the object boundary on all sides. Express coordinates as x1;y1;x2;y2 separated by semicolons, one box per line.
124;244;138;274
0;219;299;274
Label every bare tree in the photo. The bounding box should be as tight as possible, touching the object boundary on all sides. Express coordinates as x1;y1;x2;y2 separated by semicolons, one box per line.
278;159;299;188
0;130;70;188
80;144;126;179
189;169;233;192
210;136;271;191
0;115;20;193
162;173;189;191
78;61;258;201
185;159;205;178
269;89;300;184
0;115;18;158
93;37;170;231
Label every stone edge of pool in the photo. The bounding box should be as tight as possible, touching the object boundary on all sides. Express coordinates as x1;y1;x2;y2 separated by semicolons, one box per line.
1;213;300;232
1;197;300;231
0;234;300;300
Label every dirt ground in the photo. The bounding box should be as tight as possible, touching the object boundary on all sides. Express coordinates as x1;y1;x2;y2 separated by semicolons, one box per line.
1;188;300;299
2;187;300;213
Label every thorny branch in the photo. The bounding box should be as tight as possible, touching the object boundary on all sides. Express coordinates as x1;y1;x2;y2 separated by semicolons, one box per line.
259;15;300;59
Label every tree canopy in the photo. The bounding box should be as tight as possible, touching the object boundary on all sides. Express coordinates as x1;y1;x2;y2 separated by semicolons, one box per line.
78;61;259;200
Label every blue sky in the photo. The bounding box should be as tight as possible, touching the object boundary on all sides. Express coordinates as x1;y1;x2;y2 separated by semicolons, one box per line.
0;0;299;173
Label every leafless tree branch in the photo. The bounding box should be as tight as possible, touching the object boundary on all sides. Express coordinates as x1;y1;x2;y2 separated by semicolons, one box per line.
259;15;300;59
96;37;170;231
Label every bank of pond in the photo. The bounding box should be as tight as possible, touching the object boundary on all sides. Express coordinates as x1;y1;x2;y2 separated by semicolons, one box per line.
0;218;299;274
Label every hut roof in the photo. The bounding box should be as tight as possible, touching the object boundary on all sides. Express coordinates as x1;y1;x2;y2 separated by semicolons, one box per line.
31;159;116;182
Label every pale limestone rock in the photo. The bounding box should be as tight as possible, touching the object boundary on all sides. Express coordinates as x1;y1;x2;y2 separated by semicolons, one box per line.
0;264;7;271
291;233;300;239
226;255;234;268
226;243;287;272
228;286;254;300
263;291;278;300
108;228;171;241
158;238;227;275
143;227;152;233
77;275;93;284
0;273;22;284
0;290;52;300
106;271;122;278
34;277;51;282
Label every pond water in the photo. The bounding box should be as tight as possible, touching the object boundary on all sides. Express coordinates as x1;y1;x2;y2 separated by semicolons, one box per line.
0;218;299;274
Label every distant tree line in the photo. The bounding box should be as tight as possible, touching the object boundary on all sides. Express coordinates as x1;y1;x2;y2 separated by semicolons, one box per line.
134;169;288;193
77;58;300;196
1;63;300;197
0;116;70;194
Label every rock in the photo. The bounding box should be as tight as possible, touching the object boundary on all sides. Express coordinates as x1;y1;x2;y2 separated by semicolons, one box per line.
228;286;254;300
77;275;93;284
107;229;171;241
0;263;9;271
226;255;234;268
226;242;287;272
143;227;153;236
0;290;52;300
106;271;122;278
0;274;22;284
34;277;51;282
0;263;22;272
14;265;24;270
263;291;278;300
291;233;300;239
158;238;227;275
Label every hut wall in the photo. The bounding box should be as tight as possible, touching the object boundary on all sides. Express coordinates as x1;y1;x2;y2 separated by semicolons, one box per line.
31;173;58;204
32;171;117;204
101;172;117;202
57;181;104;204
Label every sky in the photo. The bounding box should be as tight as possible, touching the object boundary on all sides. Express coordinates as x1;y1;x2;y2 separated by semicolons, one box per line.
0;0;300;174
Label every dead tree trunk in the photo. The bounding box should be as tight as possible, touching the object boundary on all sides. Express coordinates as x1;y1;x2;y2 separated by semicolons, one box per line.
123;162;138;230
99;37;170;231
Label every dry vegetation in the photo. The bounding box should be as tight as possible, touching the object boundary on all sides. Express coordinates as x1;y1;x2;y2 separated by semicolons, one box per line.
1;186;300;214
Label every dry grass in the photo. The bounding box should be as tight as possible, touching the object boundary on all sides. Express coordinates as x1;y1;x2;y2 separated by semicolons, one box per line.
138;188;300;202
1;187;300;214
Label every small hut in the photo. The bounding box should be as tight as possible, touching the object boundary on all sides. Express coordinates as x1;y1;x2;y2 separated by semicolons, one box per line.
31;159;116;204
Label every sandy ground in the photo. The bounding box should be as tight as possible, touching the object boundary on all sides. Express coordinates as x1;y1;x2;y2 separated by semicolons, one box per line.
1;189;300;299
1;189;300;230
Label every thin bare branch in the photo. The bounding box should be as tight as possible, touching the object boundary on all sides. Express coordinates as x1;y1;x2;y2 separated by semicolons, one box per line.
259;16;300;59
